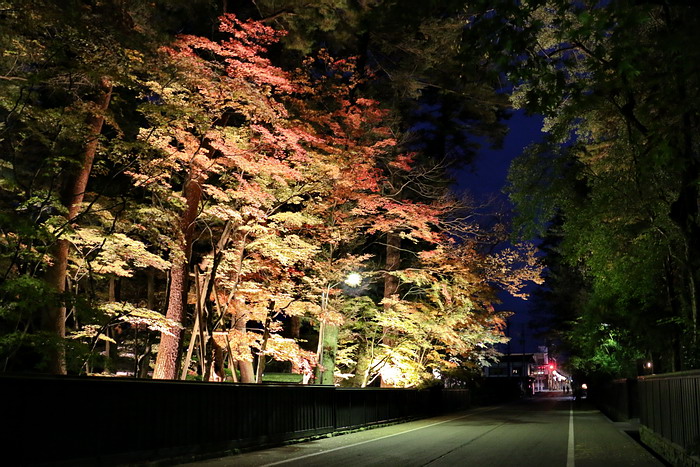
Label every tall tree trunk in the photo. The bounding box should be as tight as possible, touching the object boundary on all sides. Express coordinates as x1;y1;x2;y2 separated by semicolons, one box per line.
384;232;401;304
315;323;338;385
152;174;202;379
220;230;256;383
255;303;274;384
315;281;340;385
235;315;256;383
348;339;371;387
380;231;401;386
42;77;113;375
152;251;187;379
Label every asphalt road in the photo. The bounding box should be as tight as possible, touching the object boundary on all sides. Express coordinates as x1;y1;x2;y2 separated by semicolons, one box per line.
185;393;665;467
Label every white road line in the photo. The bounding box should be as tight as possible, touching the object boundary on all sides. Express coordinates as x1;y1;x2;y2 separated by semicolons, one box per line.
567;402;575;467
261;406;502;467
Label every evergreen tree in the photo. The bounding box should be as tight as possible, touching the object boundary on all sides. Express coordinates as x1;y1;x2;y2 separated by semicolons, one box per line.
468;0;700;372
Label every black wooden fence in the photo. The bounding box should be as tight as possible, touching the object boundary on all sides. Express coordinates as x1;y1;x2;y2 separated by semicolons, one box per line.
0;375;469;466
595;371;700;465
638;371;700;460
596;377;638;422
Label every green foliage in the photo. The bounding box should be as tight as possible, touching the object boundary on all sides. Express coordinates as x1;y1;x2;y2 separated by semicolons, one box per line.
262;372;304;383
0;0;202;373
70;228;171;278
566;320;643;378
468;0;700;374
0;276;72;371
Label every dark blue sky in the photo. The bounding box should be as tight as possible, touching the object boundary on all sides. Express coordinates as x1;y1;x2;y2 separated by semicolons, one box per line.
455;111;544;200
454;110;545;353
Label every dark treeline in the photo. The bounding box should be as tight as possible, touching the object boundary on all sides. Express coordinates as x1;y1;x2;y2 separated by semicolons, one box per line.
467;0;700;377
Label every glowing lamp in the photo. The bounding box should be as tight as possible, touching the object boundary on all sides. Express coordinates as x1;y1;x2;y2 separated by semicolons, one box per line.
345;272;362;287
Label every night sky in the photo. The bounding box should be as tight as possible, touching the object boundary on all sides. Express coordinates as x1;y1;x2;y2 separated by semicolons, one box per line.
454;110;546;353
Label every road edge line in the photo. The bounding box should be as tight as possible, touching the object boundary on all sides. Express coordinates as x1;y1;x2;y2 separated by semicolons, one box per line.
261;405;503;466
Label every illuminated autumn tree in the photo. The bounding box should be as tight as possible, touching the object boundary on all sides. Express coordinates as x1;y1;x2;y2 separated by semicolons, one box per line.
0;1;542;383
250;0;513;386
203;52;401;384
285;53;543;387
131;14;326;379
0;0;203;373
334;197;542;388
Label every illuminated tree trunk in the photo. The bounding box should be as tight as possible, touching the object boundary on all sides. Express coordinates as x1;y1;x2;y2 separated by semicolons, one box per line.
321;324;339;385
315;280;340;385
255;303;274;383
384;231;401;305
43;77;113;375
235;314;256;383
153;175;202;379
348;339;371;387
380;231;401;386
315;322;339;385
221;231;257;383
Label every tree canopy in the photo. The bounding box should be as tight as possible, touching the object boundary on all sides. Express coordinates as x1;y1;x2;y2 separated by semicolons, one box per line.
6;0;697;386
466;0;700;375
0;0;542;386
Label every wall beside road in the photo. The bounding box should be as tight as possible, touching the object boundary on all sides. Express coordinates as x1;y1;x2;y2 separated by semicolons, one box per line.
0;375;469;466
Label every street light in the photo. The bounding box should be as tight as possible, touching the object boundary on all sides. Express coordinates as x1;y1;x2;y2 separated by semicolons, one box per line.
344;272;362;287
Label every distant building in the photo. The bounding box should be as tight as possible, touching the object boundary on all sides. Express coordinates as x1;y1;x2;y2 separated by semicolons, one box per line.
533;346;550;392
483;353;537;395
483;346;570;395
532;346;570;392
